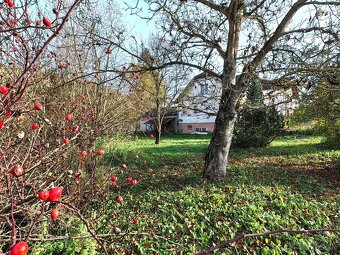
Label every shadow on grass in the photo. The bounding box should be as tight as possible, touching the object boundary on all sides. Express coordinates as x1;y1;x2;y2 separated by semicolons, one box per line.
101;135;339;197
102;138;208;168
103;141;336;168
122;161;339;201
227;162;340;197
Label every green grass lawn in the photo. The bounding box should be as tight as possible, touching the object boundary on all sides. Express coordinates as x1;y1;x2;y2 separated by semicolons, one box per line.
92;134;339;254
34;135;340;254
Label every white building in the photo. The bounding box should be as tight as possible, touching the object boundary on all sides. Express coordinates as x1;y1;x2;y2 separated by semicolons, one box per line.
176;75;299;134
177;75;221;134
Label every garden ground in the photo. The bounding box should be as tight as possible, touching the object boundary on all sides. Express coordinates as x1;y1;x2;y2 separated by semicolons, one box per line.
35;135;339;254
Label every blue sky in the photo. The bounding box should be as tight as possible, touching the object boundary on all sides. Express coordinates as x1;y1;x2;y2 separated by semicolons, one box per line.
121;0;155;42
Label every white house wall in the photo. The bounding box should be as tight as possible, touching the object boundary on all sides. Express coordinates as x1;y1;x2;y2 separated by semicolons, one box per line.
140;119;150;132
263;89;299;115
177;77;299;133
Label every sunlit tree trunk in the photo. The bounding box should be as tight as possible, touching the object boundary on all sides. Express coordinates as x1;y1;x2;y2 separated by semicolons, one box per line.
203;1;242;180
204;87;242;179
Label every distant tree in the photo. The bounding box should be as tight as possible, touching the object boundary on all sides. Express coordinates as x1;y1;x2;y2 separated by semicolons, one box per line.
130;39;187;144
291;73;340;147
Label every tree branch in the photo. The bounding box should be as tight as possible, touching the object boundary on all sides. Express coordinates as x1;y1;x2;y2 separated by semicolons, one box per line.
195;0;229;18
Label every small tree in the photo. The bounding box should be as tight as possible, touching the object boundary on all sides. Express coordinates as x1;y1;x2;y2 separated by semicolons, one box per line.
233;78;285;147
130;40;187;144
291;74;340;147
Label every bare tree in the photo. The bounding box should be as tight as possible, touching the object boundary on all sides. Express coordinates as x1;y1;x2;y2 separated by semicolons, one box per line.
133;0;340;180
134;39;188;144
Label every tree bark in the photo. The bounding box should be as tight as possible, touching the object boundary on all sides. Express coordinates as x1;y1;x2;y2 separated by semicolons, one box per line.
203;87;241;180
203;0;243;180
155;128;161;144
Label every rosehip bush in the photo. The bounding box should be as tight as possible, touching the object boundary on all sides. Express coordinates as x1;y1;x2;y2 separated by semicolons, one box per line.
0;1;149;254
0;0;112;254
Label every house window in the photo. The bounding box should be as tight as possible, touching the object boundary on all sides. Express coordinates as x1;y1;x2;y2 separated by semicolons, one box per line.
201;83;208;95
193;105;199;113
187;125;192;130
196;127;208;132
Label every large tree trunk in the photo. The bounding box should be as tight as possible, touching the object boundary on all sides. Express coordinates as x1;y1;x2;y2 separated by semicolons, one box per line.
203;88;241;180
203;0;243;180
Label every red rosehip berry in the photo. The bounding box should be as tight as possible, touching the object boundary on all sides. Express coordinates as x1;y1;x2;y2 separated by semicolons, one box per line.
36;21;41;26
80;151;87;157
9;165;24;177
87;149;93;154
151;231;155;237
130;180;137;186
10;241;29;255
0;85;9;95
126;177;132;183
75;171;82;178
7;1;14;8
51;209;58;221
65;114;72;121
38;190;49;200
133;219;138;224
72;126;79;132
34;103;43;110
116;196;123;203
150;134;154;138
110;175;117;181
43;17;52;27
32;123;39;130
63;138;69;144
48;187;63;202
96;149;104;156
122;164;127;169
